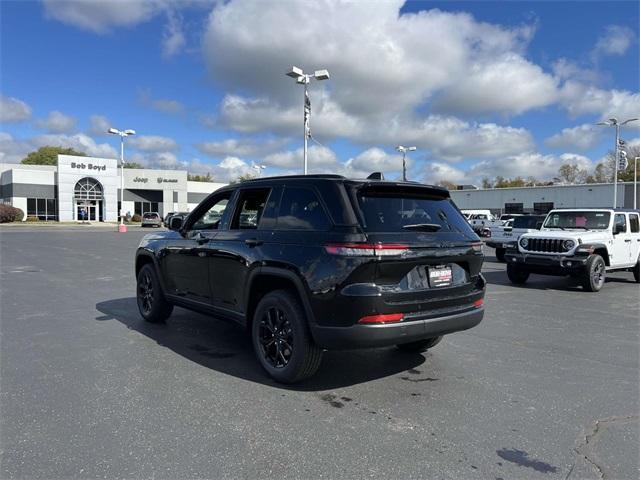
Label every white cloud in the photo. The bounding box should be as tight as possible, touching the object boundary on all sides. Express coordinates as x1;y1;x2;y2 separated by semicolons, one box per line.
0;132;33;163
183;156;254;182
263;145;338;169
42;0;158;34
545;124;603;151
139;89;186;115
343;148;404;176
35;111;77;134
162;10;186;58
0;95;32;123
423;162;468;185
31;133;118;158
593;25;635;58
559;81;640;128
195;137;288;157
203;1;542;122
129;135;178;152
88;115;112;136
434;54;558;115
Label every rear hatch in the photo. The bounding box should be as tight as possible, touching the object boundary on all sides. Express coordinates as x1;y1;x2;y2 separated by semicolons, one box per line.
341;182;484;317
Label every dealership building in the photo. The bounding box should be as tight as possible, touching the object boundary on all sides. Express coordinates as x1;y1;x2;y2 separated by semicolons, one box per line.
0;155;226;221
450;182;640;215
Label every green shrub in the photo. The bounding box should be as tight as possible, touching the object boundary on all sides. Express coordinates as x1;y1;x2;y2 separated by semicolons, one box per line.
25;216;40;222
0;204;24;223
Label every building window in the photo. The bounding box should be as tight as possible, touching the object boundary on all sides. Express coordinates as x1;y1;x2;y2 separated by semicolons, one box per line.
533;202;554;214
26;198;57;221
504;203;524;214
134;201;159;215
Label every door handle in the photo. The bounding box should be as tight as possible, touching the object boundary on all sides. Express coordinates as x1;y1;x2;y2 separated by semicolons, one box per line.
624;239;632;243
245;238;263;247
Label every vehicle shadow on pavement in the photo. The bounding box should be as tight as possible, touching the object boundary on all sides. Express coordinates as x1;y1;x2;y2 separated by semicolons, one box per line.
482;270;636;291
95;297;427;391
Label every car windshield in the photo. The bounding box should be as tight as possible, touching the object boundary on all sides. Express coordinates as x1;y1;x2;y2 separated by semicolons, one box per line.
356;190;474;234
543;211;610;230
513;216;544;229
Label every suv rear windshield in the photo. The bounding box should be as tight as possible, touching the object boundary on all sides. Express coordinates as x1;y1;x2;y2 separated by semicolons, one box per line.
143;213;158;219
513;216;545;229
356;189;474;234
543;211;611;230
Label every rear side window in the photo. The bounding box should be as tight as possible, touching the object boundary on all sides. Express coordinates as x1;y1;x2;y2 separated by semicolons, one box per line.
356;189;474;234
629;214;639;233
277;187;331;231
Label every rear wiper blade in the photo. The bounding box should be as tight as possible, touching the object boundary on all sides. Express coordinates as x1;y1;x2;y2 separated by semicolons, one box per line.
402;223;442;231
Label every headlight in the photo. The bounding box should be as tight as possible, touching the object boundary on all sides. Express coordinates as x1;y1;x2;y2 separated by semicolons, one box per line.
563;239;576;250
519;237;529;248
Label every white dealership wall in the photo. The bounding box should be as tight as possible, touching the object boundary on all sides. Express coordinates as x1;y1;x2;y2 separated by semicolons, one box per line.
0;155;228;221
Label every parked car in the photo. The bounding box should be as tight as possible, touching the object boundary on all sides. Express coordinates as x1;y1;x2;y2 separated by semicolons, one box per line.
135;174;486;383
163;211;189;227
487;215;545;261
505;208;640;291
141;212;162;228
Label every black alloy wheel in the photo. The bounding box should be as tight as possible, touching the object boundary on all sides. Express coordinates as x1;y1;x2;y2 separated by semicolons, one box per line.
136;263;173;323
258;307;294;369
582;254;606;292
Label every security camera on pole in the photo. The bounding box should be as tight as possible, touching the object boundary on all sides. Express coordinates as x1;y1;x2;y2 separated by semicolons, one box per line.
596;117;638;207
286;66;330;175
108;127;136;233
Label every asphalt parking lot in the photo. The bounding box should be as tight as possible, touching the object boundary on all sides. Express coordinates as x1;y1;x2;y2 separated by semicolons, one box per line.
1;227;638;479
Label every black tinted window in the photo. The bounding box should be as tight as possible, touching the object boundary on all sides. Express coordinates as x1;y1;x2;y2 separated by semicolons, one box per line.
356;190;473;234
630;214;639;233
277;188;330;231
614;214;627;232
231;189;270;230
513;216;545;229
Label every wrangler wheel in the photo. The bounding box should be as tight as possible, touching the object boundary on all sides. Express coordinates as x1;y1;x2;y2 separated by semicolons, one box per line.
582;254;606;292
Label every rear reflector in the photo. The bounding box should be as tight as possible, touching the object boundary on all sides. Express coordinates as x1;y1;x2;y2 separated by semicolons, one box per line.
358;313;404;324
473;298;484;308
324;243;409;256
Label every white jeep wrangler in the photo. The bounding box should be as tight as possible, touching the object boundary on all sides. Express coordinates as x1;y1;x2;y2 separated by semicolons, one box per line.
504;209;640;292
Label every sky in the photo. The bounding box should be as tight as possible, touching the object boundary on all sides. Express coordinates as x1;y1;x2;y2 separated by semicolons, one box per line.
0;0;639;184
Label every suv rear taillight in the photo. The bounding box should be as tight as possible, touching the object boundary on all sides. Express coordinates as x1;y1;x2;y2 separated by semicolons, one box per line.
358;313;404;324
324;243;409;257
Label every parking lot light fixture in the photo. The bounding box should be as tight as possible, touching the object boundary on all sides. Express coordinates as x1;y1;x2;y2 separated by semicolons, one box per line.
285;65;330;175
596;117;638;207
108;127;136;232
396;146;417;182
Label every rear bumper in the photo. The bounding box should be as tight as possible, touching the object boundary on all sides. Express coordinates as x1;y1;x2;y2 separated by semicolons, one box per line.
504;251;588;274
310;307;484;350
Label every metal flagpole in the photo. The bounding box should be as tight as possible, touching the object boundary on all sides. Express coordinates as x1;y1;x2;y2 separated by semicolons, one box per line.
303;82;310;175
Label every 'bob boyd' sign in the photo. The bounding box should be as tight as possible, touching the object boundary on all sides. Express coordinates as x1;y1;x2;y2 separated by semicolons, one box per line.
71;162;107;171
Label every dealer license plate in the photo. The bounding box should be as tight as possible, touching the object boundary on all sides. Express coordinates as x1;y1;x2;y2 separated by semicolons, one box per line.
429;265;453;288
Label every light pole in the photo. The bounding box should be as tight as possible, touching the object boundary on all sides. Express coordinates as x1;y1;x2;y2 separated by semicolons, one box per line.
597;117;637;207
396;145;416;182
634;156;639;210
286;66;330;175
108;127;136;232
252;164;266;178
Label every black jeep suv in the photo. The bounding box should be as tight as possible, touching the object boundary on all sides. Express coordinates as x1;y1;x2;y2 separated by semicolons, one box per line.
135;175;485;383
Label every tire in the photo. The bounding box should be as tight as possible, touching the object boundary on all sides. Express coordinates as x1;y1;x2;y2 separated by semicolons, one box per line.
251;290;323;384
495;248;506;262
136;263;173;323
507;263;530;284
396;336;443;353
581;254;606;292
633;259;640;283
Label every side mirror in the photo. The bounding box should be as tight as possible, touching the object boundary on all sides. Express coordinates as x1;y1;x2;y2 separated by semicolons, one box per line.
169;215;184;231
613;223;625;235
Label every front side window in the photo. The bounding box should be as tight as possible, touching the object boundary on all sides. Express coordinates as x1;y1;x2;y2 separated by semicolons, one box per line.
543;211;611;230
192;195;231;230
614;214;627;233
277;188;331;231
231;189;271;230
